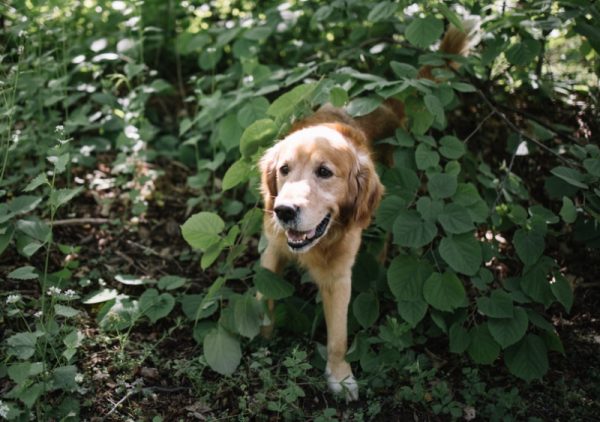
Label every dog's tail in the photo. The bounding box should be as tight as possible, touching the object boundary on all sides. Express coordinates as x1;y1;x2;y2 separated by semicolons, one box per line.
355;18;480;155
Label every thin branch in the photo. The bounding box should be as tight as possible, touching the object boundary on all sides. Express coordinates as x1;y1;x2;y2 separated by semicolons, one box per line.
51;218;112;226
463;110;496;144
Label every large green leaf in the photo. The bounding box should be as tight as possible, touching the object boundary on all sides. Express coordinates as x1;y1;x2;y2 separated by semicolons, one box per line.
203;325;241;376
267;83;317;123
428;173;457;199
353;291;380;328
397;299;428;328
437;203;474;234
233;294;262;339
505;39;541;66
254;268;294;300
438;233;482;276
392;210;437;248
139;289;175;323
423;271;466;312
367;1;398;22
181;212;225;251
559;197;577;224
449;323;471;354
346;96;383;117
415;144;440;170
504;334;548;381
521;256;555;307
550;166;588;189
467;323;500;365
439;135;465;159
239;118;277;158
550;273;574;313
513;228;544;266
387;255;433;301
7;332;38;360
375;195;407;231
405;16;444;48
222;159;252;191
476;289;514;318
488;307;529;348
8;266;38;280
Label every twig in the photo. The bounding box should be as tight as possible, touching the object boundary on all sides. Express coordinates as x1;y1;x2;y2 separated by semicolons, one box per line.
51;218;112;226
475;89;581;168
463;110;496;144
493;134;521;209
102;379;144;420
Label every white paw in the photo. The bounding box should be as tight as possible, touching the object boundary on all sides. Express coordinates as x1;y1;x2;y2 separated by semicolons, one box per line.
325;365;359;401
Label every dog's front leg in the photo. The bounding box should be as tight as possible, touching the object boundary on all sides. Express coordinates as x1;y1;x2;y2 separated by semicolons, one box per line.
319;277;358;401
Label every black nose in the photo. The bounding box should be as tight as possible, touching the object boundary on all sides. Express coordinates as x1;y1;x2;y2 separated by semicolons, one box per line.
274;205;298;223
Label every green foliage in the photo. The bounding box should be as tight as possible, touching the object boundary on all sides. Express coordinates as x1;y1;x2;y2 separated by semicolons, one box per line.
1;0;599;418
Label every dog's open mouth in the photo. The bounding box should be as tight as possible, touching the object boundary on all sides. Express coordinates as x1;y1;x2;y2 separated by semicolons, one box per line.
285;214;331;251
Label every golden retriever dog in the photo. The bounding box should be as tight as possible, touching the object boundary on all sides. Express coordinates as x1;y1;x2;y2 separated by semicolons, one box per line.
257;22;477;400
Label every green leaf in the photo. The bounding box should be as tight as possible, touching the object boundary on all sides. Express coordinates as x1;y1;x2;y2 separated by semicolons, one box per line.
16;218;50;242
18;382;44;408
139;289;175;323
387;255;433;301
505;39;541;66
449;323;471;353
8;195;43;215
0;224;14;255
504;334;548;381
413;198;440;225
559;197;577;224
367;1;398;22
49;187;83;210
405;16;444;48
550;273;573;313
583;158;600;177
392;209;437;248
267;83;317;123
329;86;348;107
244;26;271;41
397;299;428;328
353;291;380;328
239;118;277;158
82;288;118;304
439;135;465;159
157;275;187;291
415;144;440;170
467;323;500;365
521;256;555;307
199;46;222;70
254;267;294;300
23;173;49;192
51;153;70;174
488;307;529;348
550;166;588;189
54;304;80;318
181;212;225;250
8;362;33;385
437;3;464;31
423;271;466;312
204;325;241;376
52;365;78;391
424;94;445;125
437;203;474;234
513;229;544;266
476;289;514;318
7;332;38;360
222;159;252;191
234;294;262;339
346;96;383;117
390;61;418;79
406;97;434;135
8;266;38;280
375;195;406;231
451;82;477;92
237;97;270;127
439;233;482;276
428;173;457;199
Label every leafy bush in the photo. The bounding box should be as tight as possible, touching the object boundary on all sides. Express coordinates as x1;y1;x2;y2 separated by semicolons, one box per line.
0;0;598;419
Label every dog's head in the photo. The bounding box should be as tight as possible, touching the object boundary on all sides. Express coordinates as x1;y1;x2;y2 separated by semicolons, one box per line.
260;124;383;253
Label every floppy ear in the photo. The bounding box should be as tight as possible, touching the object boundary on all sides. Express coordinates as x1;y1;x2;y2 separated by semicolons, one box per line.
348;152;384;228
259;144;279;212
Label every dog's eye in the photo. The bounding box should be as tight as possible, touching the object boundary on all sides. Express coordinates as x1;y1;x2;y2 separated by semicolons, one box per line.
279;164;289;176
316;165;333;179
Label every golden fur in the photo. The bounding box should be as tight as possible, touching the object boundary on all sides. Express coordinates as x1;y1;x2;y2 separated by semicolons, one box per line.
257;22;477;400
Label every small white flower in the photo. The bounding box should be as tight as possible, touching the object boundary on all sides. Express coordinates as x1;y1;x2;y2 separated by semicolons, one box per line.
75;373;84;383
0;400;9;418
47;286;62;296
6;294;22;304
34;311;43;318
64;289;77;299
55;125;64;133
